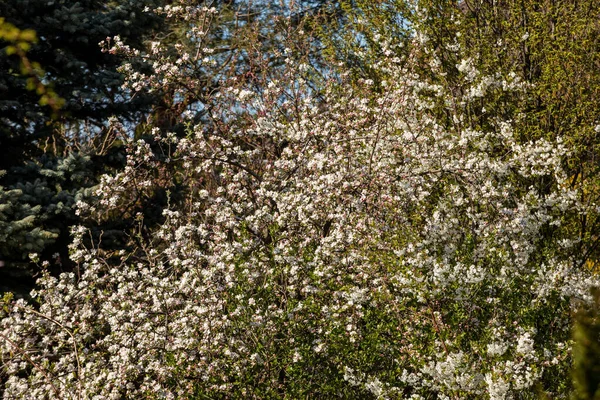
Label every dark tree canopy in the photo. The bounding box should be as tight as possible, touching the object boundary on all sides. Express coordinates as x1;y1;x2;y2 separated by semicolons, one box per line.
0;0;163;294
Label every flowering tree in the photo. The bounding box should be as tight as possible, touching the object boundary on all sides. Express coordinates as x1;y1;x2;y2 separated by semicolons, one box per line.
1;1;599;399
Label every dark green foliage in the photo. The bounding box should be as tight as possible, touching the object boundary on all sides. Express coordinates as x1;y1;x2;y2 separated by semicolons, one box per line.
0;153;95;295
0;1;163;294
0;152;93;256
0;1;161;168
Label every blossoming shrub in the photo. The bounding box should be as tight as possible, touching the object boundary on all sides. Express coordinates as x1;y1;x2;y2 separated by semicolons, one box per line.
1;2;599;399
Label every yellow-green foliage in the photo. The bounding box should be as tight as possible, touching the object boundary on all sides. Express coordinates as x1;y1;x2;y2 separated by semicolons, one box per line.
0;17;36;52
0;18;64;113
573;289;600;400
453;0;600;266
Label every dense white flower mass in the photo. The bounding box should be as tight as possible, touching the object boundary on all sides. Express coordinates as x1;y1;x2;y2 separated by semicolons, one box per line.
1;2;598;399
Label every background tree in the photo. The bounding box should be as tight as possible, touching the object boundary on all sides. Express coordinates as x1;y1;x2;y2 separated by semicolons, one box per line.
408;0;600;268
0;1;162;294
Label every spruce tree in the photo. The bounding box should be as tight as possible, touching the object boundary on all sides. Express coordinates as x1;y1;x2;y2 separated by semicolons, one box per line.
0;1;161;295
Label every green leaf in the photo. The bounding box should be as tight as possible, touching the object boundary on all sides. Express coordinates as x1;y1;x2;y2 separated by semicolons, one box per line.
19;29;37;43
17;42;30;52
